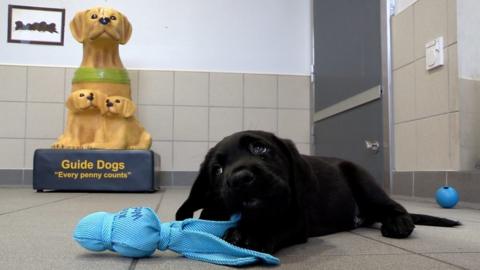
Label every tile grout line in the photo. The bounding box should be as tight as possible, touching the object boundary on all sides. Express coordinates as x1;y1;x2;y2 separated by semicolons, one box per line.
128;190;166;270
242;73;245;131
446;43;452;172
392;42;458;72
423;251;480;255
349;231;469;270
171;72;176;185
61;68;67;147
412;171;415;197
135;70;140;103
207;72;211;147
395;111;458;125
62;67;67;129
1;100;65;104
276;75;279;136
133;103;309;110
22;67;29;184
0;194;90;216
412;36;418;171
205;72;212;151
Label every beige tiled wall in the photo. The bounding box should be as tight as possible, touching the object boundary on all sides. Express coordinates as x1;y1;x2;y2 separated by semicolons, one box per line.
0;65;311;171
393;0;480;171
392;0;460;171
458;79;480;170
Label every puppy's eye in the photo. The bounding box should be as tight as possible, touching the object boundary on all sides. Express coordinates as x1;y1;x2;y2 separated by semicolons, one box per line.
115;99;121;103
213;165;223;176
79;93;85;97
110;15;117;20
91;14;98;19
249;142;269;155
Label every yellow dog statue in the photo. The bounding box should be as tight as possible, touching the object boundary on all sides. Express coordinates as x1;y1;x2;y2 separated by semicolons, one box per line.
53;7;151;150
86;96;152;150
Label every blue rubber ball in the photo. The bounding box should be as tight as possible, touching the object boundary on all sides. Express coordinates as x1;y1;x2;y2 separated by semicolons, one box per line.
435;186;459;208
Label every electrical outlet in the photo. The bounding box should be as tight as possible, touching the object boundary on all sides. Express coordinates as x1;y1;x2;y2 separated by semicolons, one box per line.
425;37;444;71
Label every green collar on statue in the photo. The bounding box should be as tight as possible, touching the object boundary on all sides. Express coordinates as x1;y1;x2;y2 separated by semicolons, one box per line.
72;67;130;84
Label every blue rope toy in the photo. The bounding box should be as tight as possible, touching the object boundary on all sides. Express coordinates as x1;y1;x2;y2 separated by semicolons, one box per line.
73;207;280;266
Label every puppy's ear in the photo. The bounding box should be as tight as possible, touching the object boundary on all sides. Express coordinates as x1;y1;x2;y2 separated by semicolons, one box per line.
176;149;215;220
279;138;304;172
70;10;87;43
65;93;78;112
122;99;136;118
119;15;132;45
271;135;310;193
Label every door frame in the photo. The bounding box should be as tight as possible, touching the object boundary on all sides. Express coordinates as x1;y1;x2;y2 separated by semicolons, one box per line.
309;0;394;192
380;0;394;192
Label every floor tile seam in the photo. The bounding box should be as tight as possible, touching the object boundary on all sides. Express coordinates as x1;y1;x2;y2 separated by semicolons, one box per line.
423;251;480;255
128;190;165;270
457;219;480;224
0;194;90;216
280;252;413;257
154;190;166;212
280;251;480;258
128;259;138;270
348;231;469;270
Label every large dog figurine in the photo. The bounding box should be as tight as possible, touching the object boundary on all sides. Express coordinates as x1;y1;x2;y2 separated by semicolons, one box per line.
53;7;151;149
176;130;460;253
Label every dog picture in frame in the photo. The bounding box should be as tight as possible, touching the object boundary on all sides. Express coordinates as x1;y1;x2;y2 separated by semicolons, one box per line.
7;5;65;46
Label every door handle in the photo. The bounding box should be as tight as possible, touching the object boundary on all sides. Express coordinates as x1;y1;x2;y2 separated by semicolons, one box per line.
365;140;380;153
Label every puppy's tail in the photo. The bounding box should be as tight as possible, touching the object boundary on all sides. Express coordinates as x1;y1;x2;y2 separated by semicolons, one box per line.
410;213;461;227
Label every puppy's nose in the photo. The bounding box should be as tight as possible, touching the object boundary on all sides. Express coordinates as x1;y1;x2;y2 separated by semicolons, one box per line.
86;93;94;101
106;99;113;107
226;169;255;190
99;17;111;25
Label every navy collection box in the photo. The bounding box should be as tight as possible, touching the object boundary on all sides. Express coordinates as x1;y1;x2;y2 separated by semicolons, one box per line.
33;149;161;192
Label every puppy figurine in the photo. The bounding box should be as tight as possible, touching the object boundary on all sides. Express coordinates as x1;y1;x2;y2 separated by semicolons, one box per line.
86;96;152;150
53;89;106;149
69;7;132;98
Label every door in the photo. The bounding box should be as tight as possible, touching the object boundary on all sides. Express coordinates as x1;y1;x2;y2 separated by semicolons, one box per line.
312;0;392;189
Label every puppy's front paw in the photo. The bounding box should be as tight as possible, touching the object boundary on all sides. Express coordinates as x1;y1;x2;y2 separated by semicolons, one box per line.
223;228;273;253
82;143;97;149
52;143;64;149
223;227;244;246
127;146;144;150
175;208;193;220
82;143;105;149
381;214;415;238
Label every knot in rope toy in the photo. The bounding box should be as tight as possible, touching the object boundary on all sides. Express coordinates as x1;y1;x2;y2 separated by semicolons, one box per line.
73;207;279;266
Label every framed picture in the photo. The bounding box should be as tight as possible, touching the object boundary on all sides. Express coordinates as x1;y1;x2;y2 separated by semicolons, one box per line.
7;5;65;46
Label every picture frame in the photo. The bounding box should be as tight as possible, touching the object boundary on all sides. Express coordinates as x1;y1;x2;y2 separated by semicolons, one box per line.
7;5;65;46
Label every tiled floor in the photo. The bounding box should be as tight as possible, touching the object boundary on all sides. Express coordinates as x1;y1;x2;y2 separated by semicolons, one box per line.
0;187;479;270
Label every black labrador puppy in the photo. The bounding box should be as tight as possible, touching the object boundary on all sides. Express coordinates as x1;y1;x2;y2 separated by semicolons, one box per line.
176;130;459;253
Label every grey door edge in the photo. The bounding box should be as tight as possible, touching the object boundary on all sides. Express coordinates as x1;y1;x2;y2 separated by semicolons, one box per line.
381;0;394;193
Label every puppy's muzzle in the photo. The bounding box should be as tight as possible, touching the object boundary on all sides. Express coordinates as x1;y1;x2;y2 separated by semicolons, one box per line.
86;93;94;101
226;169;255;190
106;99;114;107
